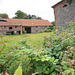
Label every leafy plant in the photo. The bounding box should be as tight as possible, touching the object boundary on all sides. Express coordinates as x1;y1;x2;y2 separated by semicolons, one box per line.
14;66;22;75
66;0;72;5
62;68;74;75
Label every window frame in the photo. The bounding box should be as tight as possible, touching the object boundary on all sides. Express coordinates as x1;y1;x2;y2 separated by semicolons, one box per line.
9;27;12;29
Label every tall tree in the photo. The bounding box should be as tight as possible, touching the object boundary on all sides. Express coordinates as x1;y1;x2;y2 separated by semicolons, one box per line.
48;21;55;30
13;10;27;19
0;13;9;18
12;10;42;19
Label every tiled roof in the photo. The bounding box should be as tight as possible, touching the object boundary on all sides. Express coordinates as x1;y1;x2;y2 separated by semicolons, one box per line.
5;19;52;26
0;22;21;26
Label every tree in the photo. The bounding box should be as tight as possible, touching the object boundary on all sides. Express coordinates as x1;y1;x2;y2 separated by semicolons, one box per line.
36;17;42;19
51;21;55;26
13;10;27;19
48;21;55;30
13;10;42;19
0;13;9;18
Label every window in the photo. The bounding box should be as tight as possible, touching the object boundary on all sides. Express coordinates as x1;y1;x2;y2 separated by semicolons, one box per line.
36;26;38;28
45;26;47;27
63;4;67;8
2;26;6;28
9;27;12;29
15;26;18;28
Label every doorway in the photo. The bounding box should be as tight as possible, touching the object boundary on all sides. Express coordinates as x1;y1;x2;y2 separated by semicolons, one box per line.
25;27;31;33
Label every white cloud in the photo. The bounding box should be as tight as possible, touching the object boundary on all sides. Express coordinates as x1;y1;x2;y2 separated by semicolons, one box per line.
0;0;61;22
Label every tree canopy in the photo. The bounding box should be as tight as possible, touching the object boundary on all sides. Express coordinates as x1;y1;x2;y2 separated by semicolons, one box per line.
0;13;9;19
13;10;42;19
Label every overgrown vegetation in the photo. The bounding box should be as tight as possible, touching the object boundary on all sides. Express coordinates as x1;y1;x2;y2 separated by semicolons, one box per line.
66;0;72;5
0;23;75;75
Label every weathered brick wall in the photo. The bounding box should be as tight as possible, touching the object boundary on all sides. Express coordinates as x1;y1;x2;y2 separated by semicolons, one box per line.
0;26;22;34
31;26;49;33
55;0;75;29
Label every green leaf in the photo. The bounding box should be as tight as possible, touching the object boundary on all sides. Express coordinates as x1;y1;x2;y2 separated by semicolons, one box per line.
49;67;54;73
62;70;70;75
51;72;56;75
54;59;59;63
14;66;22;75
63;66;67;70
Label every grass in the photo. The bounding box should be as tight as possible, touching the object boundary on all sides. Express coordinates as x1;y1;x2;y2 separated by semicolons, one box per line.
0;32;52;49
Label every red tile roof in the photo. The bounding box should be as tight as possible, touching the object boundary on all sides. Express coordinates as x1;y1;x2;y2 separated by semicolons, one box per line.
0;22;21;26
5;19;52;26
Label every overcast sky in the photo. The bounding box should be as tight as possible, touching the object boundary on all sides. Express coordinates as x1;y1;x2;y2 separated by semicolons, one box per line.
0;0;61;22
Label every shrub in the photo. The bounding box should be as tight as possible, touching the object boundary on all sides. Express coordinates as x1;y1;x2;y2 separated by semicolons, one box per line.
0;40;60;75
43;22;75;74
22;30;27;34
44;29;52;32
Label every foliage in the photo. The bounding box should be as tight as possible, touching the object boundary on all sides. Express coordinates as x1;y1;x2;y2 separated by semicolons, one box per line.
0;32;51;49
0;23;75;75
43;22;75;74
13;10;28;19
22;30;27;34
62;68;74;75
0;39;59;75
13;10;42;19
44;29;52;32
45;21;55;32
66;0;72;5
0;13;9;18
48;21;55;30
14;66;22;75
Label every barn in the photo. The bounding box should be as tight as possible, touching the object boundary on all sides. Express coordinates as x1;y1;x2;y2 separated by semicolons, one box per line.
0;18;52;34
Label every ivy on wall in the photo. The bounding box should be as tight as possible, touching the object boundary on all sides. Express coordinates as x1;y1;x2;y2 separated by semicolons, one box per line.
66;0;72;4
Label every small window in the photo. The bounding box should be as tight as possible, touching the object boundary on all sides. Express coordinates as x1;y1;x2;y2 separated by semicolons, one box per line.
63;4;67;8
36;26;38;28
15;26;18;28
9;27;12;29
45;26;47;27
2;26;6;28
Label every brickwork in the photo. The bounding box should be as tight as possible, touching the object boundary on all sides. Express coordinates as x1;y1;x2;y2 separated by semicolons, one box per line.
0;26;22;34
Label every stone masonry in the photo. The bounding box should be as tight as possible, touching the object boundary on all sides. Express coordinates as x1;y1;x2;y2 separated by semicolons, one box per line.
31;26;49;33
53;0;75;29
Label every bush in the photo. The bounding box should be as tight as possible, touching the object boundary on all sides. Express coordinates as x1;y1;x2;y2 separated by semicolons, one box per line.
0;22;75;75
0;40;59;75
44;29;52;32
43;22;75;74
22;30;27;34
39;31;43;33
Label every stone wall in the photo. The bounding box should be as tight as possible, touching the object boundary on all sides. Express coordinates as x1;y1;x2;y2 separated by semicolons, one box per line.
31;26;49;33
56;0;75;29
0;30;6;35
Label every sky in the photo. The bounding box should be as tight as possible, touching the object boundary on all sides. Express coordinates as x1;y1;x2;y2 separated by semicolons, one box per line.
0;0;61;22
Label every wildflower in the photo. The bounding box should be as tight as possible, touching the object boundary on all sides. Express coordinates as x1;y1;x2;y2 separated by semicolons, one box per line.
71;60;74;64
5;72;9;75
65;51;68;53
0;65;1;67
2;43;5;45
70;47;74;50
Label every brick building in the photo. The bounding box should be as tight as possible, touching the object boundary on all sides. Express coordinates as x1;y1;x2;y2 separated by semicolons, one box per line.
0;18;52;34
52;0;75;29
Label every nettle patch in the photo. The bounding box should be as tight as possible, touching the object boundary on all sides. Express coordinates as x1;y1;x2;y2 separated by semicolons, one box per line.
66;0;72;5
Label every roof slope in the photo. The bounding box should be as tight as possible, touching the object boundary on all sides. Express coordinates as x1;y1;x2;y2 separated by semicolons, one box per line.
5;19;52;26
52;0;65;8
0;22;21;26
